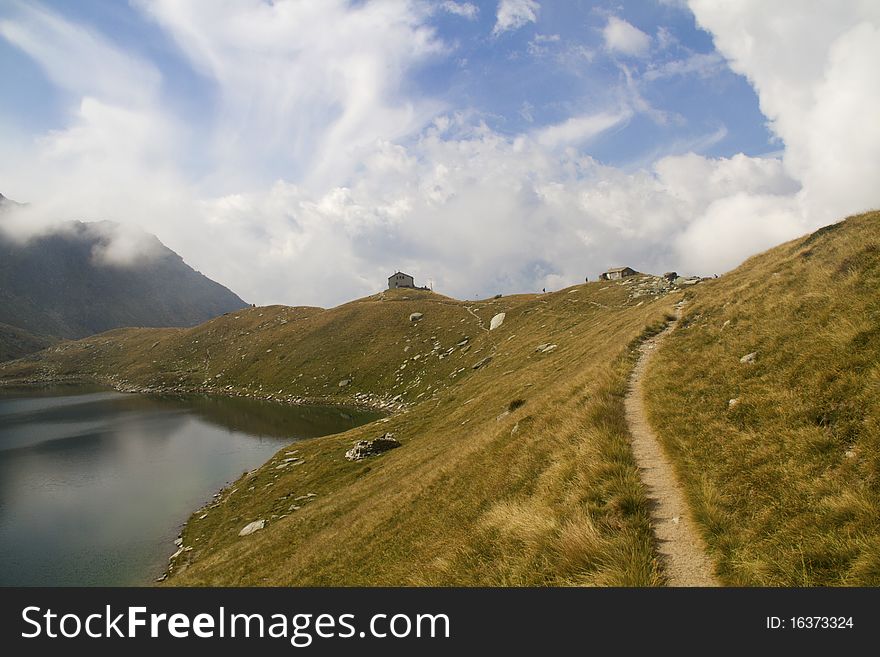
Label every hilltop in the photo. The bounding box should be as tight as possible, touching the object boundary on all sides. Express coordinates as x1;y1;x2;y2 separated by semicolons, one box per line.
0;197;248;348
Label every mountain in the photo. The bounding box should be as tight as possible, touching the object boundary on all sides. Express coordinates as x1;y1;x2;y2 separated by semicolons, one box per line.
0;197;248;342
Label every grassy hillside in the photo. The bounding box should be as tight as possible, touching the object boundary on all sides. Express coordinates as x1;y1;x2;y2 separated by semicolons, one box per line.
2;280;679;585
0;322;57;362
644;211;880;585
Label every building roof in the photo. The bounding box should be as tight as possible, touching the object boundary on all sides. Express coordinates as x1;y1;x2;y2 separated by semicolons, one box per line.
388;271;413;278
605;266;634;273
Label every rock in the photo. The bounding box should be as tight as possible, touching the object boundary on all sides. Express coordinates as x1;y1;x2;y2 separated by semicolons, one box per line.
345;433;402;461
174;537;183;547
489;313;506;330
238;519;265;537
845;450;856;459
472;356;493;370
728;398;740;409
409;312;423;322
535;343;549;352
338;379;351;387
740;352;758;364
540;344;557;354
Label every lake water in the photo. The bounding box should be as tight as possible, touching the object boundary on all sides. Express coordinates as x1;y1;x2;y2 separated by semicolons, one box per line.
0;385;381;586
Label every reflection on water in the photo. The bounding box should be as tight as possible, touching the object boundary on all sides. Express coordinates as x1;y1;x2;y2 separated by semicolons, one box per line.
0;385;381;586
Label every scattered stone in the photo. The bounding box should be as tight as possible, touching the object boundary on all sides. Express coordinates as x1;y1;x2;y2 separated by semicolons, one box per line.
511;422;519;435
845;450;856;459
409;312;423;322
535;343;549;352
199;513;208;520
238;519;265;537
728;398;740;409
740;352;758;364
155;574;167;582
345;433;402;461
489;313;506;330
540;344;557;354
174;537;183;547
338;379;351;387
721;319;731;329
472;356;493;370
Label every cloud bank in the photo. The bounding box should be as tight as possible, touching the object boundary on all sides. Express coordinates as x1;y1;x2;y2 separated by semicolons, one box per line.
1;0;878;308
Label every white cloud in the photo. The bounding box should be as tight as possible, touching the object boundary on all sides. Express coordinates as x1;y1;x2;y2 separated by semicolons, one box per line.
644;51;725;80
493;0;539;36
134;0;444;188
689;0;880;225
534;111;631;149
2;1;879;310
0;2;160;106
603;16;651;57
527;32;560;56
439;2;478;20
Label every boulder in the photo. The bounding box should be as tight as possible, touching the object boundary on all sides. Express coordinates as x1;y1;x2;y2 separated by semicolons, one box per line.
338;378;351;387
489;313;506;330
740;352;758;364
238;519;265;537
345;433;402;461
409;312;423;322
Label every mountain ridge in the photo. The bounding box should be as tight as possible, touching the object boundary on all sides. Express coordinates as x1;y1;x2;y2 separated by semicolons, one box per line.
0;196;249;345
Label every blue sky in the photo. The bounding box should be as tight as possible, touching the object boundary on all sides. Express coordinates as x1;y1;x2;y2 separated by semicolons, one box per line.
1;1;878;305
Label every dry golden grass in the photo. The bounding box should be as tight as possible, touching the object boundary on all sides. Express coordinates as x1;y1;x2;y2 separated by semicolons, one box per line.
0;278;678;586
155;283;672;586
644;211;880;585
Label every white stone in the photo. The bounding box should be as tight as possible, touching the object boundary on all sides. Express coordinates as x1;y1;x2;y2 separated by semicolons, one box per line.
489;313;506;330
238;520;265;537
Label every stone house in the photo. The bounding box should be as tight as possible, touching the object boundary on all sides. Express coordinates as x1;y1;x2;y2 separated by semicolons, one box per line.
388;271;415;289
599;266;637;281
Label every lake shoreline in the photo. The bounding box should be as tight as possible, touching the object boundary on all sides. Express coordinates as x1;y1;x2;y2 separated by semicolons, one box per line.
0;374;402;415
0;385;382;586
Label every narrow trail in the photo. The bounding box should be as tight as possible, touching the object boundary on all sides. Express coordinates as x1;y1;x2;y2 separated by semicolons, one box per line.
626;310;719;587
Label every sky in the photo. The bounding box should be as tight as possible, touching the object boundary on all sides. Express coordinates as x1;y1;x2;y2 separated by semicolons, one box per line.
1;0;878;306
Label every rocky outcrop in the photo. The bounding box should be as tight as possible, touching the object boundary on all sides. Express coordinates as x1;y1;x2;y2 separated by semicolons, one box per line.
345;433;401;461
